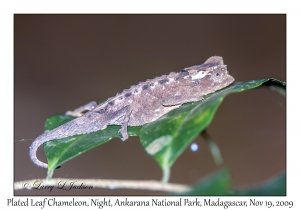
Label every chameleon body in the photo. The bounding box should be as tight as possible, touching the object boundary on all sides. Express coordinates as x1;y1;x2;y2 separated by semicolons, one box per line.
29;56;234;168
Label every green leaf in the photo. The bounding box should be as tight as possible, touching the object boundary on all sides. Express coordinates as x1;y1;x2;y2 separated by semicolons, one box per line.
174;168;232;195
232;173;286;196
42;78;285;176
43;115;141;171
175;169;285;196
139;78;285;176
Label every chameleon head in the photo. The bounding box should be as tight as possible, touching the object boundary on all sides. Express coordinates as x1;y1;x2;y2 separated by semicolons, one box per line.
207;64;235;90
186;63;235;92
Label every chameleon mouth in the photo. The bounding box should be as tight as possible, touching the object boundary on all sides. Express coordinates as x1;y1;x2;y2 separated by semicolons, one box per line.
224;72;235;85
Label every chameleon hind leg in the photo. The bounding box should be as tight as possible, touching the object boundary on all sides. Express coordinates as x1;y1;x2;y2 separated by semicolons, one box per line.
65;101;97;117
118;106;133;141
105;105;132;141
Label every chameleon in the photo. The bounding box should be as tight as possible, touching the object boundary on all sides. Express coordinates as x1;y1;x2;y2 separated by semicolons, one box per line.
29;56;234;168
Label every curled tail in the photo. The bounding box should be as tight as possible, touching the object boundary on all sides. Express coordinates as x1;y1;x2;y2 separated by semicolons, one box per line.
29;132;51;168
28;113;101;168
29;108;110;168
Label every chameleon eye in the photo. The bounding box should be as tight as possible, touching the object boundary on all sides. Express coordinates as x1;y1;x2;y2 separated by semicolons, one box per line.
216;73;219;76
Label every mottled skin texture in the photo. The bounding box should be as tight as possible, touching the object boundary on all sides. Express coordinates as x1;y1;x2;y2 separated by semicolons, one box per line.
29;56;235;168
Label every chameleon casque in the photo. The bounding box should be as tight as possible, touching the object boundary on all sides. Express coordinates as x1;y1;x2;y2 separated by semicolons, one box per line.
29;56;234;168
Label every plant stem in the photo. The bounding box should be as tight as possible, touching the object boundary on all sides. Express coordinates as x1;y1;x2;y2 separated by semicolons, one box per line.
201;130;223;165
161;168;170;183
46;169;54;179
14;178;191;193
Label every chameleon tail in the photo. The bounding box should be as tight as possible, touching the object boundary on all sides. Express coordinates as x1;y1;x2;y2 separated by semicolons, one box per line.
29;132;50;168
28;115;93;168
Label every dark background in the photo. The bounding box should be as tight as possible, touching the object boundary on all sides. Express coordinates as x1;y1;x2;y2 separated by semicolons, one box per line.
14;15;286;195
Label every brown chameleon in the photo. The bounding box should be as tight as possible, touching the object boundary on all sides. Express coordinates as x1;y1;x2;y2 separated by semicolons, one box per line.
29;56;234;168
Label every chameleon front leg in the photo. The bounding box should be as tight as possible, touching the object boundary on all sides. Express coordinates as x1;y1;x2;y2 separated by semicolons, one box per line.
161;95;204;106
65;101;97;117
